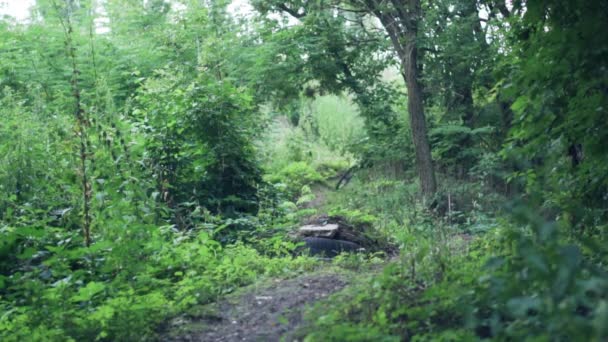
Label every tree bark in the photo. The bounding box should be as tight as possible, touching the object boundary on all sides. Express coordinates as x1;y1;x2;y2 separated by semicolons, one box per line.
402;29;437;196
371;0;437;196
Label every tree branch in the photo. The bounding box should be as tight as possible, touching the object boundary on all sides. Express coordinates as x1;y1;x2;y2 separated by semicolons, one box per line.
277;3;305;19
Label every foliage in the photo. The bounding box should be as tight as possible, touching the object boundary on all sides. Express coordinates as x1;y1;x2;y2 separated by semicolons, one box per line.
297;219;483;341
265;161;323;200
0;221;316;341
0;88;73;222
136;71;263;217
504;0;608;233
466;207;608;340
311;95;365;153
1;0;607;341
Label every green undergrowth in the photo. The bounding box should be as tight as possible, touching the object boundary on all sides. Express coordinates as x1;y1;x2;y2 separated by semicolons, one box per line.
0;117;358;341
0;158;350;341
296;234;489;341
299;218;608;341
2;1;607;341
260;96;358;201
294;174;608;341
265;161;325;201
287;172;487;340
323;173;498;248
0;222;320;341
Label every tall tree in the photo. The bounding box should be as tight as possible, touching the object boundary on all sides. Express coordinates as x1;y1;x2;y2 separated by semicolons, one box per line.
370;0;436;195
254;0;437;195
421;0;494;175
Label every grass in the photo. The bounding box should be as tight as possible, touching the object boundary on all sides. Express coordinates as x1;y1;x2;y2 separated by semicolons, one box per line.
259;94;364;174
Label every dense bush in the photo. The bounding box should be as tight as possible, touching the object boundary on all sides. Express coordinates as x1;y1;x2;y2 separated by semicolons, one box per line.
0;221;316;341
136;72;263;218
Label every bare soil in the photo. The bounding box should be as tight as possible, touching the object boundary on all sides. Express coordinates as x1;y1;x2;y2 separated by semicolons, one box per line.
167;178;358;341
168;272;349;342
301;182;331;210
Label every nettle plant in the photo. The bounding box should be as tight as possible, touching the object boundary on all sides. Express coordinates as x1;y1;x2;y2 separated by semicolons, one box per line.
466;205;608;340
136;70;263;225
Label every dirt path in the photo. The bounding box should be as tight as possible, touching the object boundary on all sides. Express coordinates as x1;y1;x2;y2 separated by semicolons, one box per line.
168;179;353;341
302;182;333;210
169;272;348;342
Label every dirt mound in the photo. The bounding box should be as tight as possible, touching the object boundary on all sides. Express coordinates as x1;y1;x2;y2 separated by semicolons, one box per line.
168;273;349;342
297;215;397;255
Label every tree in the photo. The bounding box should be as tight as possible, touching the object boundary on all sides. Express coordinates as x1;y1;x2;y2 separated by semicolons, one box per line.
253;0;437;196
382;0;436;195
504;0;608;232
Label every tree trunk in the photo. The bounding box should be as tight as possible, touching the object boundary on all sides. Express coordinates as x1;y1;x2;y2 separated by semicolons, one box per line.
373;0;437;196
277;0;438;196
401;29;437;196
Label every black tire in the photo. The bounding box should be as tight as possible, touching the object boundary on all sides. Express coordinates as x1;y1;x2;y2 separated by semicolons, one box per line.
301;237;361;258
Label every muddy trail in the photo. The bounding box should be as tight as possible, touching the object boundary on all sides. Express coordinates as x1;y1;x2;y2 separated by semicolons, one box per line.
168;178;360;341
168;272;349;342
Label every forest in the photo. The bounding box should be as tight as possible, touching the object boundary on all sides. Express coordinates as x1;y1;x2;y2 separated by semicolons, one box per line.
0;0;607;340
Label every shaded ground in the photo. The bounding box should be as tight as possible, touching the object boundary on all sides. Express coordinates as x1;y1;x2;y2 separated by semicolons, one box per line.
169;272;349;342
302;182;332;210
167;178;362;341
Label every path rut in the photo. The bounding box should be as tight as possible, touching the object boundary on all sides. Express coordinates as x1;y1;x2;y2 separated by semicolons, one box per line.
170;272;348;342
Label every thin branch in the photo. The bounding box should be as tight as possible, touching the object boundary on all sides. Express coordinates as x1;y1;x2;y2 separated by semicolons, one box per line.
277;3;305;19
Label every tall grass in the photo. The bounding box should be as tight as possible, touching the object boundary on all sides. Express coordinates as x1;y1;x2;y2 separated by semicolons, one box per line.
311;94;365;154
259;94;365;174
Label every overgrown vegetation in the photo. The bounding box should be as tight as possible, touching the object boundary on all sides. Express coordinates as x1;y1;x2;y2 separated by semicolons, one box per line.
1;0;606;341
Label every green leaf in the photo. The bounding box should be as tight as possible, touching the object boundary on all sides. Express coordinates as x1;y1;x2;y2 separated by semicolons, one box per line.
16;227;45;238
17;247;36;260
511;96;529;113
71;282;106;302
506;296;541;318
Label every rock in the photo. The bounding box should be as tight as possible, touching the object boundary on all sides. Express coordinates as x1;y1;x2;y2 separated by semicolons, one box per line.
298;223;339;238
